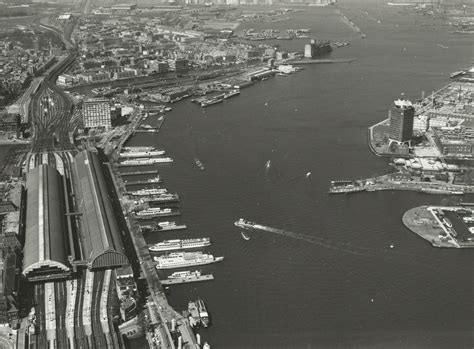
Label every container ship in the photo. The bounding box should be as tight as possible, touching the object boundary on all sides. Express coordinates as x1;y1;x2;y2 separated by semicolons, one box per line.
119;150;166;158
140;221;187;232
154;252;224;269
149;238;211;252
129;188;167;196
120;157;173;166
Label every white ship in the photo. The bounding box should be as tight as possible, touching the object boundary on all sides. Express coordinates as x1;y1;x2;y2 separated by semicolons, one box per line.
149;238;211;252
234;218;257;229
154;252;224;269
120;157;173;165
168;270;202;279
129;188;167;196
119;150;166;158
140;221;187;233
136;207;172;217
122;146;156;152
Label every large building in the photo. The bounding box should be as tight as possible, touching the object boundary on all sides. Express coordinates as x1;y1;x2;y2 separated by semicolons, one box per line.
22;165;71;282
72;149;129;270
389;99;415;144
83;98;111;130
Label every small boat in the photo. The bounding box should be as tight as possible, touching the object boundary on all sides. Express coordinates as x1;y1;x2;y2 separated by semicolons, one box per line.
389;244;395;249
265;160;271;169
241;232;250;241
194;158;205;171
306;172;312;178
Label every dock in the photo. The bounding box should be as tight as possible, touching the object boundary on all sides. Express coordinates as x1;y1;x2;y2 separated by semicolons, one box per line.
288;58;356;65
121;170;159;176
161;274;214;285
135;211;181;220
124;180;162;186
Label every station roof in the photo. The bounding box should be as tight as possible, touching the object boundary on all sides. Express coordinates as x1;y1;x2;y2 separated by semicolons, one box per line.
73;149;128;269
22;165;70;281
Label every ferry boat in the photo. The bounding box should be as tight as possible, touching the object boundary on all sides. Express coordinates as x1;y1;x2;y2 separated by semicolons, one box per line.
136;207;173;217
122;146;156;152
149;238;211;252
146;193;180;203
197;298;210;328
235;218;257;229
154;252;224;269
224;89;240;99
120;157;173;166
119;150;166;158
129;188;167;196
140;221;187;232
169;270;201;279
201;97;224;107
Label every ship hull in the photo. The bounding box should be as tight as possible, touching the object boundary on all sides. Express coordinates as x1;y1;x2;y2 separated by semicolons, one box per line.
155;257;223;270
149;242;211;252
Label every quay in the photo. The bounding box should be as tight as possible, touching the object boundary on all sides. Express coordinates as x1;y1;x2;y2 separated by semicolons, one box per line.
124;179;162;186
287;58;356;65
161;274;214;285
135;211;181;219
121;170;159;176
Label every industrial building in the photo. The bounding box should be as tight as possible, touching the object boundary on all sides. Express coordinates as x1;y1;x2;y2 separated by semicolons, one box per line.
83;98;111;130
389;99;415;145
72;149;129;270
22;165;71;282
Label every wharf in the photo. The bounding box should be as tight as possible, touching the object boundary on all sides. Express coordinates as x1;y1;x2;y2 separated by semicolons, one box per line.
125;180;162;186
135;129;160;134
161;274;214;285
135;211;181;219
139;195;180;204
287;58;356;65
121;170;159;176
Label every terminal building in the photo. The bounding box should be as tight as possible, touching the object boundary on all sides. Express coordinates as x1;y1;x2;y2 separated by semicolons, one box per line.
389;99;415;145
72;149;129;270
22;165;71;282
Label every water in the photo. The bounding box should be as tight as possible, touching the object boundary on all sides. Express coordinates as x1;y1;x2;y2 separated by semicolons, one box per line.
126;2;473;348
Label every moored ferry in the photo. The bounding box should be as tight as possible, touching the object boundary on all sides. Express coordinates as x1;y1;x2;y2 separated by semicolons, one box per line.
154;252;224;269
120;157;173;166
197;298;210;328
140;221;187;232
129;188;167;196
135;207;173;217
119;150;166;158
149;238;211;252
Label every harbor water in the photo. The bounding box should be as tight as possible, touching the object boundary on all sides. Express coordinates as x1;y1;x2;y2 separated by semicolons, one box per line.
127;2;473;348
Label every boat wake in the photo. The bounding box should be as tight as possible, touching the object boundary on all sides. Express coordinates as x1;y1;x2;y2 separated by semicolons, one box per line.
240;221;440;271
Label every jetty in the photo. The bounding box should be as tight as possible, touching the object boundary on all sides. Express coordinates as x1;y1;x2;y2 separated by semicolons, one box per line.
124;179;162;186
287;58;356;65
121;170;159;176
161;274;214;285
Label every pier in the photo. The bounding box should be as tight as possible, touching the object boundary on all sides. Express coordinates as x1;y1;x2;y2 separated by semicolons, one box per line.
287;58;356;65
161;274;214;285
124;179;162;186
135;211;181;219
121;170;159;176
